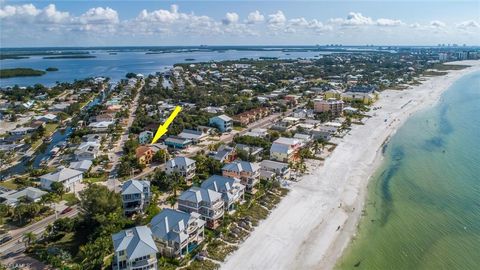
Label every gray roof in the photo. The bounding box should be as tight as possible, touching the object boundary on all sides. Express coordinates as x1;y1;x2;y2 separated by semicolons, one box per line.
122;180;150;195
178;186;222;204
178;129;205;140
270;143;290;154
213;146;235;161
40;167;83;183
166;157;195;168
212;114;232;122
201;175;244;201
112;226;158;261
0;187;46;205
260;160;289;170
222;161;260;173
150;209;205;244
69;160;92;172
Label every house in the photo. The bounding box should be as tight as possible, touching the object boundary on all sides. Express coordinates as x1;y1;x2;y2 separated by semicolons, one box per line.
294;133;313;146
121;180;151;216
314;98;344;117
212;146;236;163
138;131;153;145
69;160;92;172
82;134;104;143
40;167;83;192
270;137;303;163
209;114;232;132
0;187;47;207
293;108;314;119
164;136;192;149
243;128;268;138
34;113;57;123
111;226;158;270
95;113;115;122
201;175;245;212
136;146;154;165
177;187;224;229
222;161;260;193
150;209;205;258
88;121;114;132
260;160;291;179
9;127;35;136
235;144;264;161
177;129;207;143
74;141;100;161
165;157;196;179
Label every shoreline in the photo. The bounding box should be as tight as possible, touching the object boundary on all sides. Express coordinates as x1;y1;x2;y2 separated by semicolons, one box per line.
221;60;480;270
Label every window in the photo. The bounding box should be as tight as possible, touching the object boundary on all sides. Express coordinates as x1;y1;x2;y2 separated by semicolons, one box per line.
119;250;125;256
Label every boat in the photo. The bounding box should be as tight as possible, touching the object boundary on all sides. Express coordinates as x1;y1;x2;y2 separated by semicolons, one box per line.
50;147;60;156
43;137;53;143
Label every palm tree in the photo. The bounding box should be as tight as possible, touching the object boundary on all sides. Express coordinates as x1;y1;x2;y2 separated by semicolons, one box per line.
23;232;36;247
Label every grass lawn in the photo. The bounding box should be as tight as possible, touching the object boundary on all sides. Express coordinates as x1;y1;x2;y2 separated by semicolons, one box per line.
44;123;59;135
83;174;107;183
232;126;244;131
63;193;79;206
0;179;19;190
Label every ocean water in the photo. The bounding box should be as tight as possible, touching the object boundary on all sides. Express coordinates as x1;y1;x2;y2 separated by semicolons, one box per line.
0;49;325;87
337;71;480;270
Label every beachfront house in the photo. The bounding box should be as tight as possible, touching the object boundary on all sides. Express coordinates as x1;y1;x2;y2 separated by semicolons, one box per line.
222;161;260;193
270;137;303;163
259;160;291;180
201;175;245;212
111;226;158;270
177;187;225;229
135;146;154;165
150;209;205;258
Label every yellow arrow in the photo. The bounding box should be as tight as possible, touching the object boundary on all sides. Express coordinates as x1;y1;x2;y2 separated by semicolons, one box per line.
151;106;182;144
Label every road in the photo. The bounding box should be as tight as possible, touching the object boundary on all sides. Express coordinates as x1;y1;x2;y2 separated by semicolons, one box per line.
107;81;144;192
0;206;79;256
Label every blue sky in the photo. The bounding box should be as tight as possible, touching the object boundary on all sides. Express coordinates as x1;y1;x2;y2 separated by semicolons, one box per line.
1;1;479;47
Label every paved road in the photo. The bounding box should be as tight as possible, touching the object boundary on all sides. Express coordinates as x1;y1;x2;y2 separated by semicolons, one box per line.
0;206;79;256
107;81;143;192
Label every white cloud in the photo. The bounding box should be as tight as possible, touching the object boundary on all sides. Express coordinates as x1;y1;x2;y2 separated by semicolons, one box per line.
268;10;286;25
376;18;403;27
330;12;373;26
246;10;264;24
78;7;118;25
430;20;446;28
136;5;184;23
456;20;480;29
222;12;239;25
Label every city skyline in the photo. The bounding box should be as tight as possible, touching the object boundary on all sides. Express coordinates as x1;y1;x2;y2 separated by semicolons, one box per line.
1;0;480;47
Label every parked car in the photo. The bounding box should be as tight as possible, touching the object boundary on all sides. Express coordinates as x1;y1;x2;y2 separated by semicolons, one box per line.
0;234;12;244
61;207;73;215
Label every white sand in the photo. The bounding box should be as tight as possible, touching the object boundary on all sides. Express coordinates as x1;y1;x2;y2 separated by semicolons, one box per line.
221;60;480;270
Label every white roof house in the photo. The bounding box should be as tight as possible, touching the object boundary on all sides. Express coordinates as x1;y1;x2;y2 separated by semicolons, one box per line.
40;167;83;192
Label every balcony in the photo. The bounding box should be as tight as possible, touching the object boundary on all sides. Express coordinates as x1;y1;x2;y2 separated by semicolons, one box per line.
131;257;157;269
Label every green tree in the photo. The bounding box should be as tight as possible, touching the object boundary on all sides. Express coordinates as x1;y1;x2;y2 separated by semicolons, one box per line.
50;182;65;199
78;184;122;226
23;231;37;247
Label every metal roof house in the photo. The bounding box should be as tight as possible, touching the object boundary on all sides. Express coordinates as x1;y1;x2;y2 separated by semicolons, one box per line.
177;187;224;229
150;209;205;258
0;187;47;207
165;157;196;180
121;180;151;216
112;226;158;270
201;175;245;212
222;161;260;193
39;167;83;193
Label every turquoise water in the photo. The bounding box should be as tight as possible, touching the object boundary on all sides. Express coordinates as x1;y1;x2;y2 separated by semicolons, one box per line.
337;70;480;269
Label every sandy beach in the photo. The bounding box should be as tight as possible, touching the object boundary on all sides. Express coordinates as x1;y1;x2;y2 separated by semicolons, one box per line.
221;60;480;270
